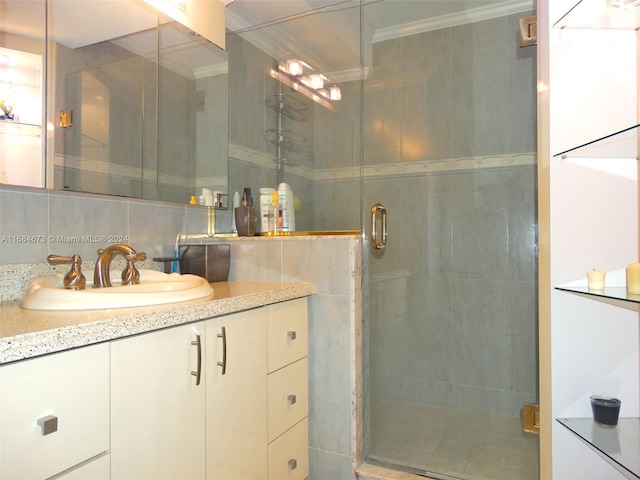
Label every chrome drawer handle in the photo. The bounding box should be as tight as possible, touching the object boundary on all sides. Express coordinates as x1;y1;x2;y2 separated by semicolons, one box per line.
288;394;297;405
287;330;297;340
288;458;298;470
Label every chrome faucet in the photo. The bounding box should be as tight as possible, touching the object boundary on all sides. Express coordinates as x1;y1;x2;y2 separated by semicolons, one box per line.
93;244;147;288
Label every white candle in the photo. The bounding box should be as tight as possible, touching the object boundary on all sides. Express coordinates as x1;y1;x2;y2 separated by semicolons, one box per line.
627;263;640;294
587;269;606;290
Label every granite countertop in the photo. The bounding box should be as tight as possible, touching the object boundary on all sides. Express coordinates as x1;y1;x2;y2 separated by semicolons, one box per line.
0;281;316;365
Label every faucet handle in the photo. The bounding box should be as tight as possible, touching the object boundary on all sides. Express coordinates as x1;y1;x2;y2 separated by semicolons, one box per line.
121;251;146;285
47;254;86;290
133;252;147;262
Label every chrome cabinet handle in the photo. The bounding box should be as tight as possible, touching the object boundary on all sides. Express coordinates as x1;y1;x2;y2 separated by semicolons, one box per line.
370;203;387;250
288;459;298;470
217;326;227;375
287;330;297;340
287;394;297;405
37;415;58;436
191;333;202;385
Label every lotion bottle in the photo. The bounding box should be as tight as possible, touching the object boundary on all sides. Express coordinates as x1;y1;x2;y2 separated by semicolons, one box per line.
277;182;295;231
259;188;275;233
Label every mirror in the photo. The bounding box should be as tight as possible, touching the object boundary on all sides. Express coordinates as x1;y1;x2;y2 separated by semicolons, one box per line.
0;0;228;206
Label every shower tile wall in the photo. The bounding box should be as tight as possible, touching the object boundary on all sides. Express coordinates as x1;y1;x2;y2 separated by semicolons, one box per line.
318;12;538;417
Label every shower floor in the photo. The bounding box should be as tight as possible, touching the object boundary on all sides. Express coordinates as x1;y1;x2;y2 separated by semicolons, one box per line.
366;397;539;480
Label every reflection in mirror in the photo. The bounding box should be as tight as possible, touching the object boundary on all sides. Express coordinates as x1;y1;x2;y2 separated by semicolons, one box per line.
0;0;228;206
226;1;365;231
0;0;46;188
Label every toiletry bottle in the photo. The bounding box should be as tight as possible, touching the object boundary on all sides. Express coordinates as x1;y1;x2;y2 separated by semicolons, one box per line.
243;187;254;206
260;188;275;233
235;188;257;236
231;191;240;233
270;190;280;235
277;182;295;231
202;188;213;206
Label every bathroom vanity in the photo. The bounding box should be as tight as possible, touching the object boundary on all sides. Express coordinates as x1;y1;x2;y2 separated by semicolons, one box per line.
0;281;313;480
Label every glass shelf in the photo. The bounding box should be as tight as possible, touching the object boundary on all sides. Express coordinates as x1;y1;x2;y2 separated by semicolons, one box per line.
554;0;640;29
0;121;42;137
557;418;640;478
555;285;640;305
553;124;639;159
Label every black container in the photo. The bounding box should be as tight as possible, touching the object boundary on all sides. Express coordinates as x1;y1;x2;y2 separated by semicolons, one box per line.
590;395;621;427
179;244;230;282
234;206;257;237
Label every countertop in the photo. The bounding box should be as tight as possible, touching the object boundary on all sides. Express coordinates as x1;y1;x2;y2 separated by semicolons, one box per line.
0;281;315;365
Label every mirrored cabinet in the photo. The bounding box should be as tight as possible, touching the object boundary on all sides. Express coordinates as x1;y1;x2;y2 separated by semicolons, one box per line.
0;0;228;205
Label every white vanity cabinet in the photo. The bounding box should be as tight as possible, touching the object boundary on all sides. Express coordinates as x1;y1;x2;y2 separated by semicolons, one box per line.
0;295;309;480
110;322;206;480
206;297;309;480
0;343;110;480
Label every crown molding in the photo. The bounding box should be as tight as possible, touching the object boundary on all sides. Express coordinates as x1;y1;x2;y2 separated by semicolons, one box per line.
372;0;535;43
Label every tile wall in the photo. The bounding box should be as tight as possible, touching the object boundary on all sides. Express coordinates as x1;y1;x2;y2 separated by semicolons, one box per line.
0;185;227;274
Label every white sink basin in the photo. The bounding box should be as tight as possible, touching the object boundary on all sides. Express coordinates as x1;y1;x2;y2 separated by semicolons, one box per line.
20;270;214;311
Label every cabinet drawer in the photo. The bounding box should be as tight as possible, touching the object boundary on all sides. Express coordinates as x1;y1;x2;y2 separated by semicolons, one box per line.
268;418;308;480
0;344;110;480
268;298;308;373
268;357;308;442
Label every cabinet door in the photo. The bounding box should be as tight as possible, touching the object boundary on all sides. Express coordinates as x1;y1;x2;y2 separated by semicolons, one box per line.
111;322;206;480
206;308;268;480
0;344;110;480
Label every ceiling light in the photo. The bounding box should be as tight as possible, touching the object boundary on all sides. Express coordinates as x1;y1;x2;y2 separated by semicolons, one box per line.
309;74;324;90
286;59;304;76
329;85;341;101
271;62;341;111
273;60;341;109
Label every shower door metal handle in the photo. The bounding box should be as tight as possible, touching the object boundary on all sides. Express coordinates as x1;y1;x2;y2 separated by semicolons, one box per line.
370;203;387;251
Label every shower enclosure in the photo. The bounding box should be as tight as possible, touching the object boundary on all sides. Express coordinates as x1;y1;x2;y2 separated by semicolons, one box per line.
227;1;539;478
361;2;539;478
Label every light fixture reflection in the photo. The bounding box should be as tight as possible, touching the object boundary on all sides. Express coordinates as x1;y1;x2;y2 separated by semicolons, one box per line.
286;59;303;76
272;60;341;110
607;0;640;7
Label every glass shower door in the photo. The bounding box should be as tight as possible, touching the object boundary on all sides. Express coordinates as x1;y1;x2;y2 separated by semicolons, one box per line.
362;2;540;478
